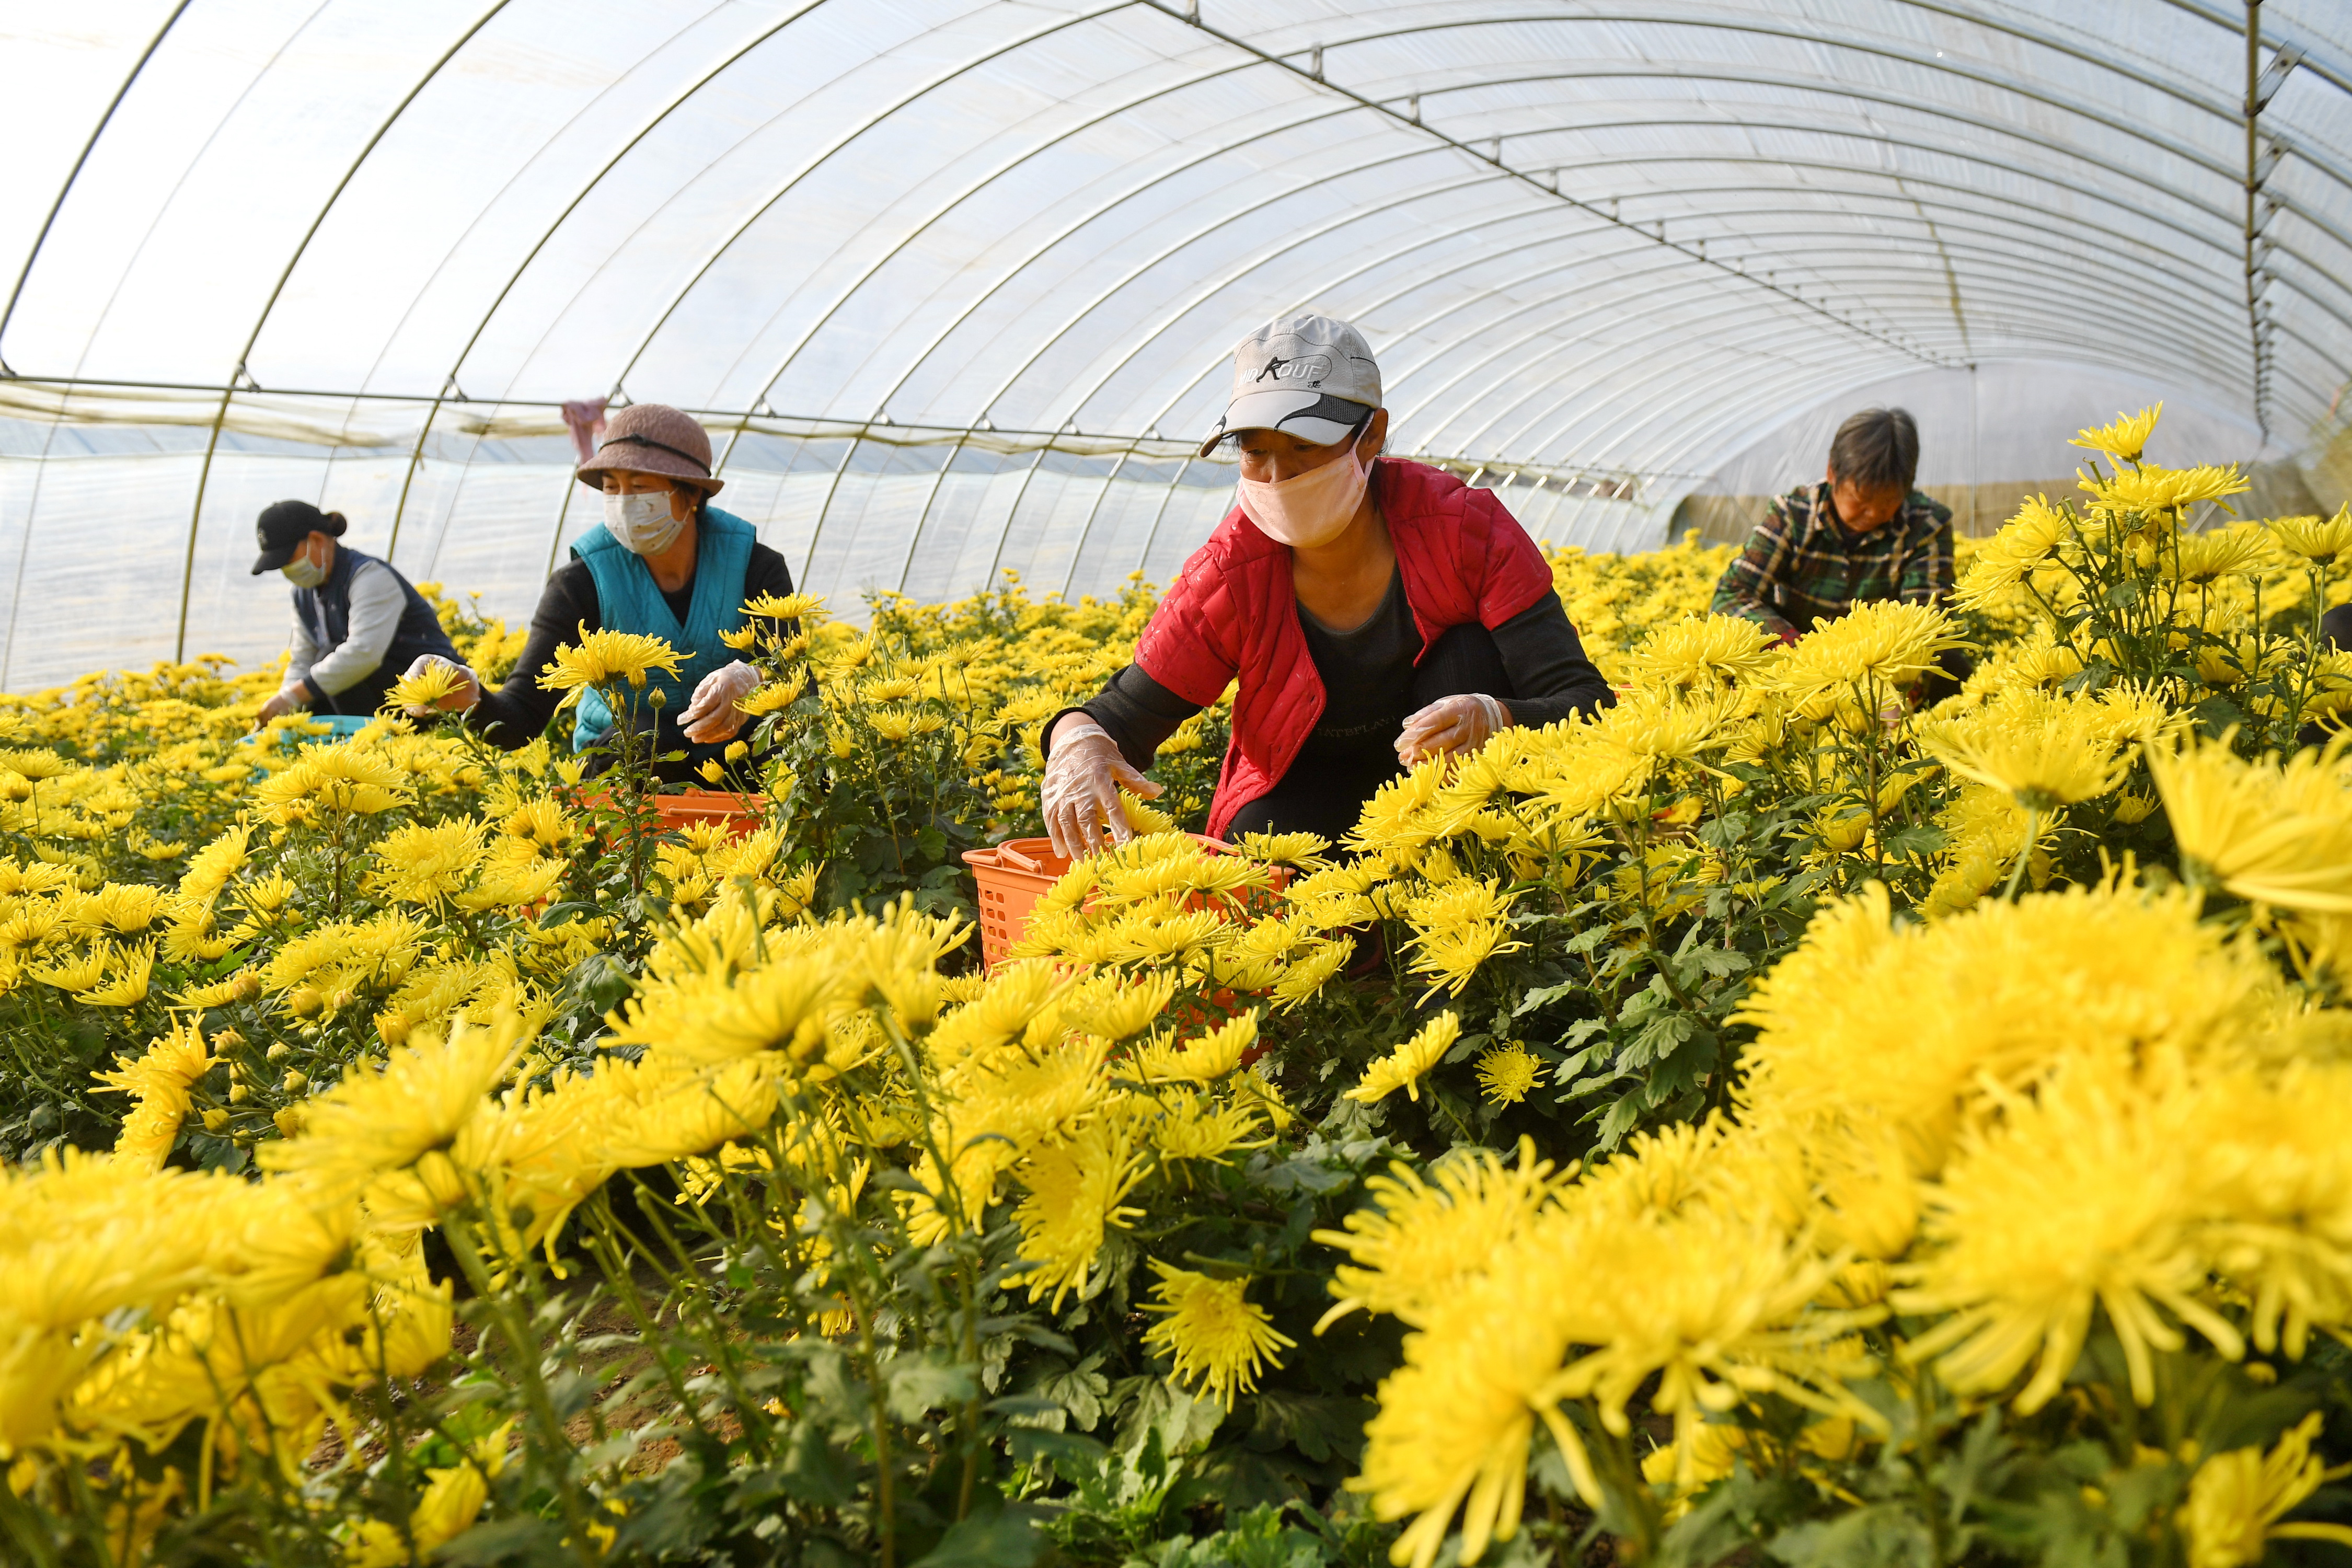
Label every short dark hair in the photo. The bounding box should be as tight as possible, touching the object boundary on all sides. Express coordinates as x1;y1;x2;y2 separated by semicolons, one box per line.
1828;407;1918;492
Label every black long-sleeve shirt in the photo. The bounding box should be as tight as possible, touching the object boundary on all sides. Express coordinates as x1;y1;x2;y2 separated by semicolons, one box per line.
1047;575;1613;774
464;544;798;761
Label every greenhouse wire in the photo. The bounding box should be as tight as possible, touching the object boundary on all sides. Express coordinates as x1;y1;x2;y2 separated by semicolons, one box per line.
597;2;1143;405
1420;56;2352;280
712;45;1290;422
1141;0;1963;367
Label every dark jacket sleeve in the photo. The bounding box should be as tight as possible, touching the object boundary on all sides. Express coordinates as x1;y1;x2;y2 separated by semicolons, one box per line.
466;562;598;750
1491;594;1615;729
463;543;799;752
1040;664;1206;773
743;544;798;608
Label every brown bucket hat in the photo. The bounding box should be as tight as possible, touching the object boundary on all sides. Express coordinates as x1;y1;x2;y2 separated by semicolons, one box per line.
574;402;726;495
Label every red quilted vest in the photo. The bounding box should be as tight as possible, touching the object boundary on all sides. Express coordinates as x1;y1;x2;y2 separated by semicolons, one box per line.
1136;457;1557;840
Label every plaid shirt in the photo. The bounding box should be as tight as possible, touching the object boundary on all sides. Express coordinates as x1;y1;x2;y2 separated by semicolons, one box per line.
1709;484;1954;642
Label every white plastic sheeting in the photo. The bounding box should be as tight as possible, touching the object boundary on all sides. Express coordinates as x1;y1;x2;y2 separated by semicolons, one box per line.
4;1;2348;687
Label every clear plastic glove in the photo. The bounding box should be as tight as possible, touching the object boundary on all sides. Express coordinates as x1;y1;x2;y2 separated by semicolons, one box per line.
399;653;480;716
1042;718;1164;860
679;660;762;743
257;686;308;723
1395;693;1511;765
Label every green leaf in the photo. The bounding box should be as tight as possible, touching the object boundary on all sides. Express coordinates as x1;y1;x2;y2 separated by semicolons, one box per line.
887;1354;979;1421
1879;822;1950;859
1246;1391;1374;1465
909;1511;1042;1568
1767;1504;1939;1567
432;1515;571;1566
1007;1427;1109;1472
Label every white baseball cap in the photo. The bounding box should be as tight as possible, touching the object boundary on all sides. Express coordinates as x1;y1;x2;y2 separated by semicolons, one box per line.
1196;312;1382;457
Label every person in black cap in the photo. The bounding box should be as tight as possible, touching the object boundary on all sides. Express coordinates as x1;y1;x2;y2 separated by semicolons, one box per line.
251;501;462;722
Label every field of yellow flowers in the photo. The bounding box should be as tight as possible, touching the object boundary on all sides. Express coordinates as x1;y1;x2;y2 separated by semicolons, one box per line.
7;408;2352;1568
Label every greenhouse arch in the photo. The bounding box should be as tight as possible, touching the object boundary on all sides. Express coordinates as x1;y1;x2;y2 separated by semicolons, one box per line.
4;0;2347;685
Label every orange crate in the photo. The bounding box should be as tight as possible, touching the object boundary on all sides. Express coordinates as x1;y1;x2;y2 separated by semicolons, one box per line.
961;833;1287;972
575;787;765;842
647;788;765;839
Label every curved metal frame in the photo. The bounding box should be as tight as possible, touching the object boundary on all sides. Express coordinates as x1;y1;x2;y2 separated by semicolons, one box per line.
599;2;1140;400
6;0;2350;651
375;2;834;564
175;0;513;659
0;0;196;366
1265;7;2352;204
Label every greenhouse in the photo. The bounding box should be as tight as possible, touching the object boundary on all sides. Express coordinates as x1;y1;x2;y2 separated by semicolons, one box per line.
8;2;2352;1566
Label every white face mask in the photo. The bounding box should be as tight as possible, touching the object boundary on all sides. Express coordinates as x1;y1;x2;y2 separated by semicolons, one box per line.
604;489;686;556
281;544;327;589
1235;439;1370;549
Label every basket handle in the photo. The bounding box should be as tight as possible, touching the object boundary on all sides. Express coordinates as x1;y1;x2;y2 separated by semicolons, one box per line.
996;843;1043;874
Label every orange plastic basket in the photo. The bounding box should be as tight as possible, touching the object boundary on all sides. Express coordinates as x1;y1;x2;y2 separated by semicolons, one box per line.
961;832;1288;972
647;788;765;839
574;787;766;843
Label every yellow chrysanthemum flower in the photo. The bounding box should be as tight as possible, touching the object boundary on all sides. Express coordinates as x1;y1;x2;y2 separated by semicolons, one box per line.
93;1016;214;1171
1344;1012;1461;1105
1009;1124;1145;1309
2269;504;2352;567
258;1012;528;1199
742;591;822;621
1623;614;1779;691
2167;525;2277;585
2081;462;2250;518
1894;1058;2241;1412
1916;690;2130;811
536;627;683;693
1313;1139;1563;1328
2068;402;2161;462
2146;734;2352;912
1475;1043;1540;1106
1142;1262;1295;1408
367;818;487;908
1773;600;1970;704
387;660;467;711
2181;1414;2352;1566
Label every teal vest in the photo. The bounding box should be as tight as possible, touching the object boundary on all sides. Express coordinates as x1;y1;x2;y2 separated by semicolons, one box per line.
570;506;757;754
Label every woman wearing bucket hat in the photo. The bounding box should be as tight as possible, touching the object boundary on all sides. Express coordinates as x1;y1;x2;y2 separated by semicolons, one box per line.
1039;312;1612;858
399;403;799;779
251;499;463;723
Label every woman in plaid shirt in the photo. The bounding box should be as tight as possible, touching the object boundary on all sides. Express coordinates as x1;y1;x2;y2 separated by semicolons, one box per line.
1710;407;1955;644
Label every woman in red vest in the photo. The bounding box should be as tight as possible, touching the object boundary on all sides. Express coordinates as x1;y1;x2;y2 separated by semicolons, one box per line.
1042;313;1612;858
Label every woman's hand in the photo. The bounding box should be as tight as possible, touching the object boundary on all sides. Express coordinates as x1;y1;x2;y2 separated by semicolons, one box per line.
1042;715;1163;860
1396;694;1512;765
257;687;307;723
681;660;761;743
399;654;481;715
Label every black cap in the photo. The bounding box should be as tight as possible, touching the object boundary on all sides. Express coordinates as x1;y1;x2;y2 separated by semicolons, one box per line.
251;500;343;575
